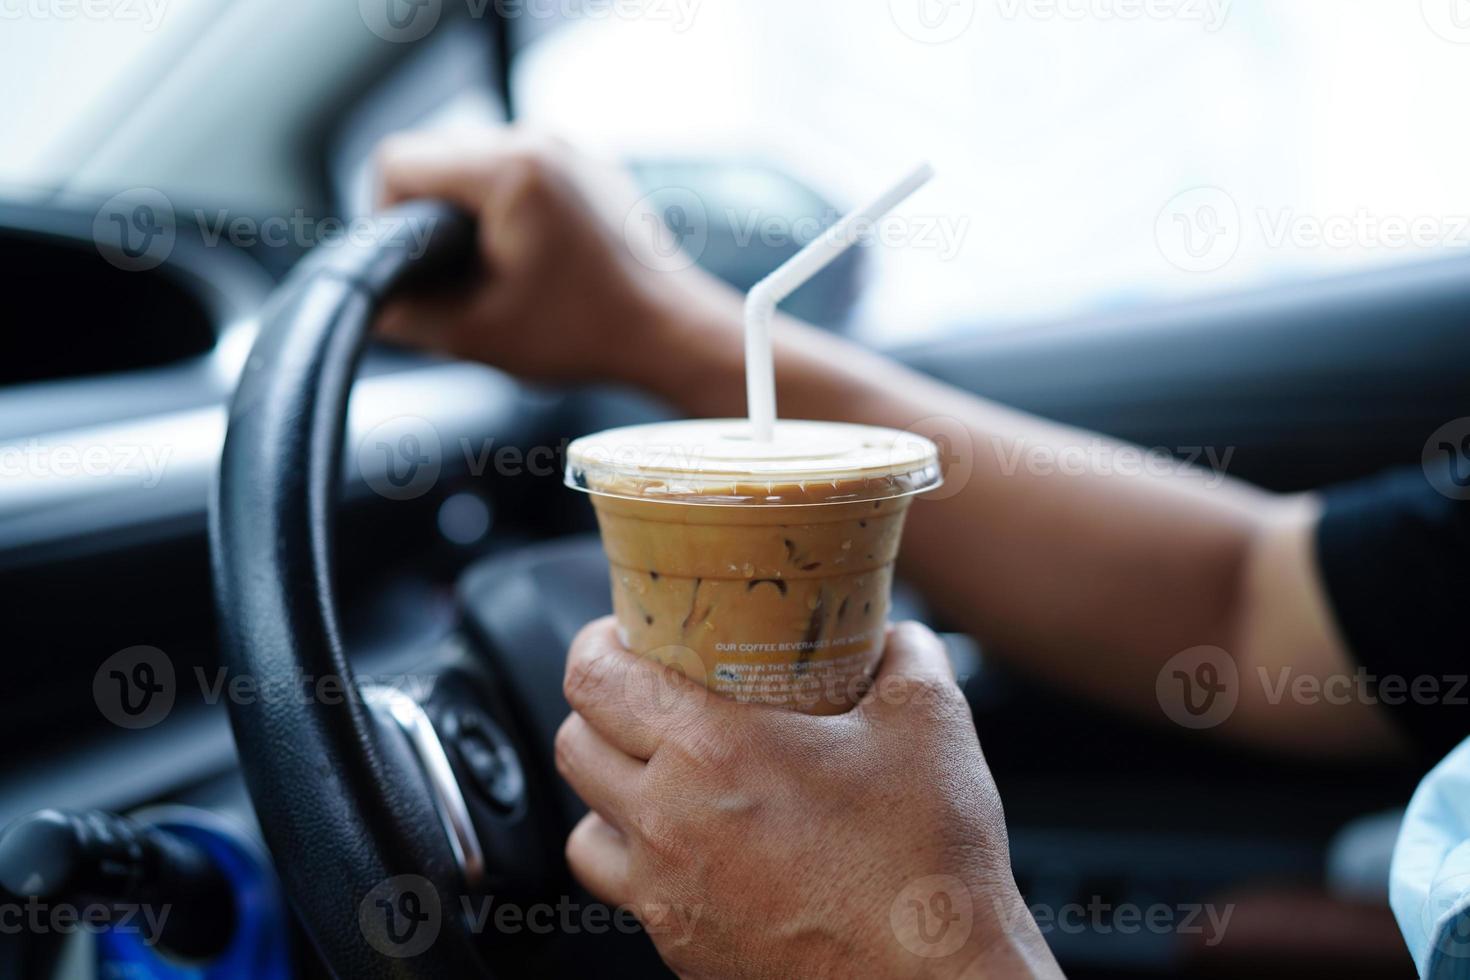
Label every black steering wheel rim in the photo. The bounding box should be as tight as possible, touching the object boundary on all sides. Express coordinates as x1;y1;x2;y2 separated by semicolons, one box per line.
208;202;490;978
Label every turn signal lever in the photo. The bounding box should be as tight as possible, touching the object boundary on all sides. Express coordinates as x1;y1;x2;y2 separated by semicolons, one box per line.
0;808;236;961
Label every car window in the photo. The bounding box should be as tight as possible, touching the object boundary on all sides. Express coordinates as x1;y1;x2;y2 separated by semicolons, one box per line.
515;0;1470;343
0;0;222;195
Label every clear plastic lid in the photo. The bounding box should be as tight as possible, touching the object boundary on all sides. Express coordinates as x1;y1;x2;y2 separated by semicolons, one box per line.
565;418;943;506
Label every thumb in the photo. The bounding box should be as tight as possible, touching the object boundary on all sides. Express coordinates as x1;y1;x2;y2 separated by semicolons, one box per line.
861;621;961;716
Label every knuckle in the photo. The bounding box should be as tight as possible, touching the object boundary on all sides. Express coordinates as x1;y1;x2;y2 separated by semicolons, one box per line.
562;657;600;709
914;676;969;722
553;715;580;776
880;672;965;718
499;149;558;200
913;672;962;703
633;809;693;866
563;636;619;710
564;816;595;870
668;719;737;773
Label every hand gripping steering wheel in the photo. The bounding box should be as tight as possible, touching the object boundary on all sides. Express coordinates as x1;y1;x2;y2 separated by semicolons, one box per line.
209;202;568;977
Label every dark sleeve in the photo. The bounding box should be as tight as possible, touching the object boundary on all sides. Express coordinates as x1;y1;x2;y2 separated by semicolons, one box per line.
1315;464;1470;762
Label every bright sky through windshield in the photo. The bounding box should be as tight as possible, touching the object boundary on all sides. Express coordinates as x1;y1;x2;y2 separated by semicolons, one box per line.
518;0;1470;341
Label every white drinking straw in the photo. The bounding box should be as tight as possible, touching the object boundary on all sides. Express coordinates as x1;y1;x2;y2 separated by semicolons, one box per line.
743;162;936;441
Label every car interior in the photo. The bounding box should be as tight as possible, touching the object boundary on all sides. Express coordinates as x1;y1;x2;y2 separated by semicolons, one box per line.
1;3;1466;978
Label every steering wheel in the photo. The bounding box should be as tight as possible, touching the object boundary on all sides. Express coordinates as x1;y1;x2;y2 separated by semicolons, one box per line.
209;202;571;977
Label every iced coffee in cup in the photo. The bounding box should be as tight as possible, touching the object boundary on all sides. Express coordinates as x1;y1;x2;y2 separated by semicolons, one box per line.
565;419;941;714
568;162;944;711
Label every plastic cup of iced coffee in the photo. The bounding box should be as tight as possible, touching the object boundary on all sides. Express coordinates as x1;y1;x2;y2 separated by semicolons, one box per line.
565;418;942;714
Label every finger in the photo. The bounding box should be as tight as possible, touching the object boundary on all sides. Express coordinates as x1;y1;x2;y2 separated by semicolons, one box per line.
375;127;566;214
566;812;633;907
563;617;716;761
878;621;956;683
554;712;645;832
861;621;962;716
375;293;479;349
375;128;505;212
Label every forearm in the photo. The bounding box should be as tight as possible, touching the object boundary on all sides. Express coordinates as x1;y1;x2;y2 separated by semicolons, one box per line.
633;286;1273;718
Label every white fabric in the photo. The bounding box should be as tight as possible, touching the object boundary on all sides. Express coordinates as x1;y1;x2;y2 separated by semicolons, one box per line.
1392;738;1470;978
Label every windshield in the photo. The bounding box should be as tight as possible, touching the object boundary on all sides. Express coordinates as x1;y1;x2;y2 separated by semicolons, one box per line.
515;0;1470;342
